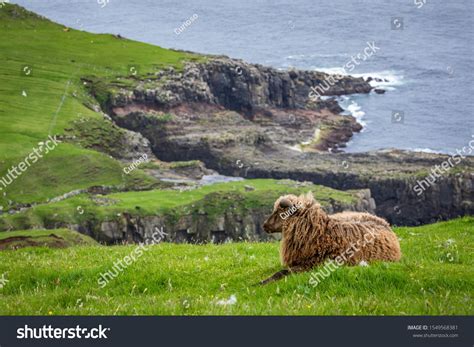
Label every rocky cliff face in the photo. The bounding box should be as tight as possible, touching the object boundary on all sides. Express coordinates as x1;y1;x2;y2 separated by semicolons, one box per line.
93;55;473;227
189;57;371;113
110;57;371;114
106;56;371;153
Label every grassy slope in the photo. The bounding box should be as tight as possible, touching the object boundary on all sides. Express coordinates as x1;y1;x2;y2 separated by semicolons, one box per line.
0;4;200;208
0;217;472;315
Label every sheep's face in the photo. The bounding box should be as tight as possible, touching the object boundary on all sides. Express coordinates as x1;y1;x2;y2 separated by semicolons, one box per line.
262;209;285;234
263;195;302;234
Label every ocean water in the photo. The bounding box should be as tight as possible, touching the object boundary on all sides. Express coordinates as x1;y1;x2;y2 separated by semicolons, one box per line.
12;0;474;154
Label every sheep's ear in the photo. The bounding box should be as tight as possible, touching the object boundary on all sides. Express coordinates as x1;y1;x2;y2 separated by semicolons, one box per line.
279;198;292;209
305;191;315;203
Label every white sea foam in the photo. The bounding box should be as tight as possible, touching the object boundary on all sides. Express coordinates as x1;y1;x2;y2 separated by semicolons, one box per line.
345;101;367;128
286;53;349;60
411;148;444;154
311;67;349;75
352;70;405;90
309;69;405;135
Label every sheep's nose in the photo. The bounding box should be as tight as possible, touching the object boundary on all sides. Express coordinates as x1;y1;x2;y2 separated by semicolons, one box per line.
263;221;273;233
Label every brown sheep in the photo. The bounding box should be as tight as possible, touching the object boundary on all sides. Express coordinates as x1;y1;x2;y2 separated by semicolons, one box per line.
260;192;401;284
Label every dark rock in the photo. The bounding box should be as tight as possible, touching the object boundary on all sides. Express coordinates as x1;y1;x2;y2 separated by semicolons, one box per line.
244;185;255;191
109;57;372;115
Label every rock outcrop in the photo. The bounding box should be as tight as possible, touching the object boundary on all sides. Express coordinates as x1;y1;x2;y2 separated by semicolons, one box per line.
103;56;371;152
91;55;473;226
110;57;371;113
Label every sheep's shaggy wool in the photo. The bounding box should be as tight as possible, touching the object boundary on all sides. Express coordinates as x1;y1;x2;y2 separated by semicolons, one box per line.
263;192;401;272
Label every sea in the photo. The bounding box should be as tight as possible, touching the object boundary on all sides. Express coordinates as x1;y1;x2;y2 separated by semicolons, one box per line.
12;0;474;155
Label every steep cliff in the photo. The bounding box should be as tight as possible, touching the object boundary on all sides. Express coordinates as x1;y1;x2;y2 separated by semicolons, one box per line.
105;56;371;152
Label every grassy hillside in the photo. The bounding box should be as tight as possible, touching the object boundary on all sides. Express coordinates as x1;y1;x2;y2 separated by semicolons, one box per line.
0;4;202;208
0;217;472;315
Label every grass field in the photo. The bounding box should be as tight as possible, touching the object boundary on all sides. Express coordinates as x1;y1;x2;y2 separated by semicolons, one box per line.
0;217;472;315
0;4;201;207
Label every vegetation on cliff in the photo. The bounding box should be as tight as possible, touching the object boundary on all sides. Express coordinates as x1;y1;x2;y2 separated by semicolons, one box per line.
0;179;359;235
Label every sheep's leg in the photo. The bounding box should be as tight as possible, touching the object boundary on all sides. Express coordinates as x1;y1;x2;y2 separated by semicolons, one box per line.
259;269;290;285
259;266;307;285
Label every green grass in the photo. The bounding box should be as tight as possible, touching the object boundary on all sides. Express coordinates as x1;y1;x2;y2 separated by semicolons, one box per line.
0;4;202;208
0;217;472;315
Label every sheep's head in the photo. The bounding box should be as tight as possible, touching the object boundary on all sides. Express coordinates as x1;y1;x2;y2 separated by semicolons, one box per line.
263;192;316;233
